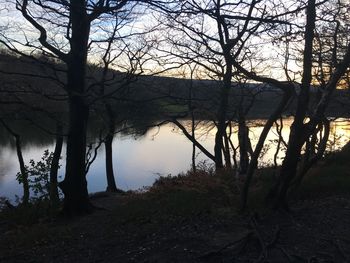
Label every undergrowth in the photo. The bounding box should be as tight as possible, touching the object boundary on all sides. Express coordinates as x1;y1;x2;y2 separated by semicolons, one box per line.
293;144;350;200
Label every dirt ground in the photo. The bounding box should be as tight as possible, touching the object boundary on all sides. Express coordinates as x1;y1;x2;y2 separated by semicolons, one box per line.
1;193;350;263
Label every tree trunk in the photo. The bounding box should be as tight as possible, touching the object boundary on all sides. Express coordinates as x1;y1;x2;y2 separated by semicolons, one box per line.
59;1;93;215
223;130;232;168
191;111;196;172
0;119;29;204
214;127;225;169
105;134;118;192
49;123;63;208
214;66;232;169
237;113;250;175
60;96;92;214
269;0;316;210
172;119;215;162
16;135;29;205
269;129;307;210
240;89;292;210
189;67;197;172
292;118;330;188
105;103;118;192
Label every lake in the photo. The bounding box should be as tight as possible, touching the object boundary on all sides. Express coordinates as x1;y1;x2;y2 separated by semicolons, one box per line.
0;118;349;200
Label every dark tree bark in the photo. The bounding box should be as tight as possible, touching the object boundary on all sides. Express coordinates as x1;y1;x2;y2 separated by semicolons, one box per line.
214;64;232;169
240;89;292;210
230;57;295;210
269;0;317;210
172;119;216;162
189;67;197;172
272;117;286;172
59;95;91;214
104;103;118;192
292;117;330;188
15;133;29;205
49;123;63;208
223;130;232;168
58;0;92;215
191;117;196;172
237;111;250;175
227;122;238;170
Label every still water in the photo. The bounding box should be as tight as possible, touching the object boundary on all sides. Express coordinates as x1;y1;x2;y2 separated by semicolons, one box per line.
0;119;349;200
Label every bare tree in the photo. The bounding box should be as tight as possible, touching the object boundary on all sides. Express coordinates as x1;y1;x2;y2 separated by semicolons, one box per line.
268;0;350;210
218;0;350;210
0;0;158;214
92;18;154;192
156;0;290;170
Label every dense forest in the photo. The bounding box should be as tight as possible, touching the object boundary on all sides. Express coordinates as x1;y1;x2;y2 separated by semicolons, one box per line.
0;0;350;262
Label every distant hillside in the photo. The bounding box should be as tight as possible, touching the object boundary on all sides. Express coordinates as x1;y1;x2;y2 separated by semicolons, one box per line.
1;53;350;122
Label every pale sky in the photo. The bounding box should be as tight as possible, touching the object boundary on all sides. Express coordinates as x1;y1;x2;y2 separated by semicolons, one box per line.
0;0;347;85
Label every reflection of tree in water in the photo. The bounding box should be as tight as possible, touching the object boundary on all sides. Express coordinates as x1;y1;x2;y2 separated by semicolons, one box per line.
0;98;163;151
88;98;163;142
0;145;15;172
0;143;19;191
0;161;7;187
0;118;55;149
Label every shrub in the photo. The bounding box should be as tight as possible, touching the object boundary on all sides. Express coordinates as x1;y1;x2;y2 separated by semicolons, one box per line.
16;150;62;201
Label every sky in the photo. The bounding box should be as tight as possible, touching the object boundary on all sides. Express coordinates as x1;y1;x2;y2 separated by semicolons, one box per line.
0;0;348;86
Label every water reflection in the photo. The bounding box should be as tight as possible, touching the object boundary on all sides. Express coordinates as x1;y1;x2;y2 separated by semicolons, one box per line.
0;118;349;200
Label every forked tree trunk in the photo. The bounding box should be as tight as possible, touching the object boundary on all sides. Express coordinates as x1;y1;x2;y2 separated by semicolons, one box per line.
292;118;330;188
269;0;316;210
240;89;292;210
